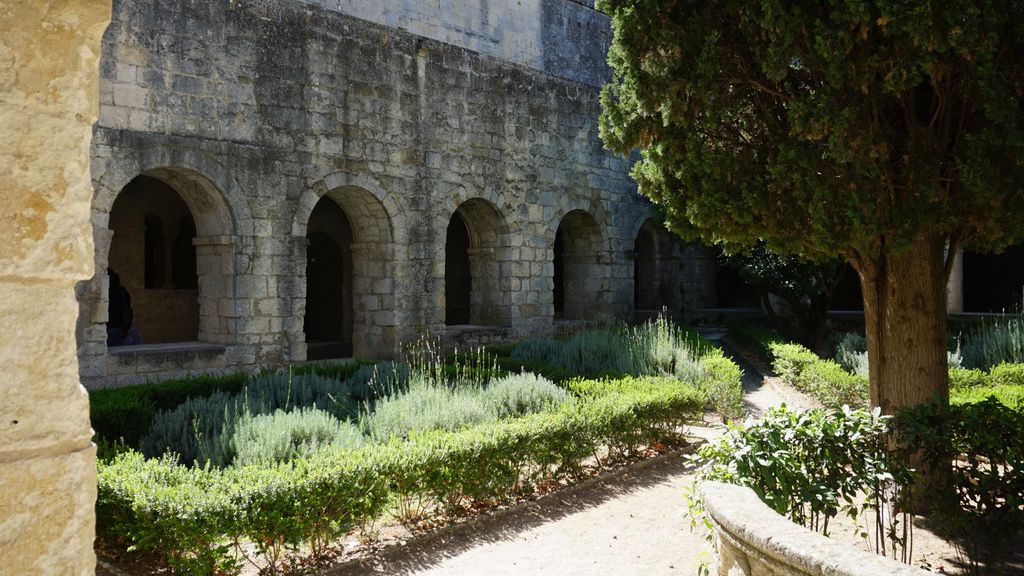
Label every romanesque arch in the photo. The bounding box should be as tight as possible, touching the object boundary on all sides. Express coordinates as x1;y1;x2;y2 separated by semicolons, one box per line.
107;176;200;344
293;181;396;359
633;219;661;311
78;165;241;383
553;209;605;319
445;198;512;326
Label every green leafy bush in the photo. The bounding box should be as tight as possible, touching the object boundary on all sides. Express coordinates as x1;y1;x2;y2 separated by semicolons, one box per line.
952;384;1024;408
768;342;821;383
895;399;1024;572
483;372;570;418
988;362;1024;387
800;360;869;407
694;351;744;422
231;407;364;468
98;376;705;574
948;366;990;390
691;405;913;559
770;341;869;407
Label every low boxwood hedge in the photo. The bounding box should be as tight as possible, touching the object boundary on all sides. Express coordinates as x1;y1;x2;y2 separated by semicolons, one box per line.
97;376;709;574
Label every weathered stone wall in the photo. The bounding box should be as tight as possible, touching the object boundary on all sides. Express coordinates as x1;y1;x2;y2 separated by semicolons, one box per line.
0;1;110;572
702;482;930;576
77;0;710;387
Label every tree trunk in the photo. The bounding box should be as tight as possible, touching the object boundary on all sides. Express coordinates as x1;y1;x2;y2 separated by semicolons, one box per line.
857;232;951;512
858;232;950;414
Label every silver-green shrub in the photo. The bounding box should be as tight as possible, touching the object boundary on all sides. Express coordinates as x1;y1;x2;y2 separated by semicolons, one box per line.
230;407;363;468
483;372;570;418
835;331;962;378
961;313;1024;369
139;371;368;465
361;383;494;442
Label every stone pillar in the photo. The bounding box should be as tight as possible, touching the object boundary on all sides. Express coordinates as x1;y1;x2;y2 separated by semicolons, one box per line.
194;235;238;344
0;1;111;573
287;237;310;363
350;242;398;358
468;247;509;326
946;248;964;314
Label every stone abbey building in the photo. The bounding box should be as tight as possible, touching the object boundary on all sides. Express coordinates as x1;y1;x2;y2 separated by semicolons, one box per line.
75;0;719;388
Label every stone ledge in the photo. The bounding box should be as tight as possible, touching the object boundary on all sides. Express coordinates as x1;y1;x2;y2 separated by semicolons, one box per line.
701;481;930;576
106;342;228;381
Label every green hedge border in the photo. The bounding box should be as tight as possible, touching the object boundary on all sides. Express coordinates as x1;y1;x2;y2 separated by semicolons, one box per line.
97;375;717;574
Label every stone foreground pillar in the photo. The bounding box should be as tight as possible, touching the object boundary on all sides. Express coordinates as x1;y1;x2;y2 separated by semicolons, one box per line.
0;1;111;574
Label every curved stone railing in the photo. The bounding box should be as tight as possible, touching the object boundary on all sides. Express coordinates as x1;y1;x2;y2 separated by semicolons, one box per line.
701;482;931;576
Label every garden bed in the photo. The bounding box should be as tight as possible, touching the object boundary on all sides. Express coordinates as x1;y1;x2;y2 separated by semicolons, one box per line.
94;318;744;574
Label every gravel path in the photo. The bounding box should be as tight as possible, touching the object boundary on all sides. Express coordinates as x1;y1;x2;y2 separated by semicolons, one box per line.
327;332;800;576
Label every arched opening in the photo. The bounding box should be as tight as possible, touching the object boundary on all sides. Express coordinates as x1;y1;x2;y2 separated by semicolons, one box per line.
634;224;659;310
553;230;565;316
554;210;604;319
445;198;511;326
963;245;1024;312
108;175;200;344
445;213;472;325
304;197;354;360
830;263;864;311
297;184;395;360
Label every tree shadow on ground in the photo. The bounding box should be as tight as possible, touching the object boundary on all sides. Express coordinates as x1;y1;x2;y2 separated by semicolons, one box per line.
324;454;701;575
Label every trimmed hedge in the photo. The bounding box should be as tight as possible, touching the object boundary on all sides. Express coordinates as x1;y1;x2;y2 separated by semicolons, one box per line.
768;342;869;408
769;340;1024;409
97;376;706;574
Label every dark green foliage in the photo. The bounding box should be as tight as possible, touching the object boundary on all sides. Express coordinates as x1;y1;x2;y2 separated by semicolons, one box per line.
691;406;914;559
599;0;1024;419
90;372;248;452
722;244;846;351
895;399;1024;572
289;359;372;382
598;0;1024;260
97;377;705;574
724;319;784;365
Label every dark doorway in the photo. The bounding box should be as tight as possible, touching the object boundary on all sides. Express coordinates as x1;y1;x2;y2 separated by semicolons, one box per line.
553;228;565;317
108;176;200;344
634;226;658;310
963;245;1024;313
304;197;353;359
445;213;472;325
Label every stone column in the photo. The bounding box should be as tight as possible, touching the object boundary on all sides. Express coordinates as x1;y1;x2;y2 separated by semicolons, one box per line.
0;1;111;573
467;247;503;325
194;235;238;344
350;242;397;358
946;248;964;314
